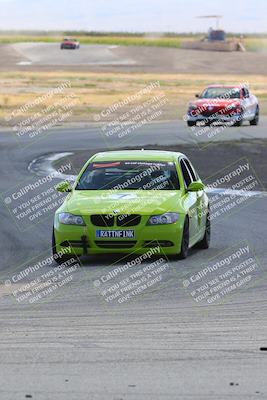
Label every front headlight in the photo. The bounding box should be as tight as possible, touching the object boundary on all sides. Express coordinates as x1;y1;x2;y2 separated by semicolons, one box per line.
147;212;179;225
227;103;237;110
58;212;86;226
227;103;242;112
188;104;197;111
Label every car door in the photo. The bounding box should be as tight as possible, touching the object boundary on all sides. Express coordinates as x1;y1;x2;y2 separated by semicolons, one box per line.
179;158;198;245
246;88;258;119
184;158;206;231
243;87;255;119
241;87;249;119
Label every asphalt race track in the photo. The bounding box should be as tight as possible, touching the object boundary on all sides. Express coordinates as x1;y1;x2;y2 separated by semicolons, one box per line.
3;43;267;74
11;43;136;66
0;120;267;399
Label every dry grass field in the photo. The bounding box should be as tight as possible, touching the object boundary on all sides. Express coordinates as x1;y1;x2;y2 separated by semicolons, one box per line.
0;71;266;126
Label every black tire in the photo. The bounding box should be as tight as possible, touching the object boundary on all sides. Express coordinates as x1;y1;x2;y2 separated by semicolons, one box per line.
52;229;78;265
233;119;243;127
233;113;243;127
250;106;259;126
197;211;211;249
179;217;189;259
187;121;196;127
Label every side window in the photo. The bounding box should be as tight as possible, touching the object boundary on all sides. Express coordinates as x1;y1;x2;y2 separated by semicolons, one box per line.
243;88;249;98
184;159;198;181
180;159;192;188
241;88;246;98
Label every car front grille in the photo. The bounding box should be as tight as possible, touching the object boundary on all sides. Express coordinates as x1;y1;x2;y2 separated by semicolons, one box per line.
91;214;114;227
200;107;224;117
117;214;141;227
143;240;174;248
200;110;216;117
90;214;141;227
95;241;137;249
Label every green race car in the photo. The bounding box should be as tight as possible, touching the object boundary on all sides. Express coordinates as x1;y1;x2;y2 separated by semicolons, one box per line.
52;150;210;263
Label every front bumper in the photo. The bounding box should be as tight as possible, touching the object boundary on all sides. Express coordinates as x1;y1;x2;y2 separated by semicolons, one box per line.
61;44;77;49
54;214;185;256
187;113;242;123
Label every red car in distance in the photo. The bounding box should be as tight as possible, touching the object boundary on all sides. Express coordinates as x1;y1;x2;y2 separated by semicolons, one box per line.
60;38;80;50
186;85;259;127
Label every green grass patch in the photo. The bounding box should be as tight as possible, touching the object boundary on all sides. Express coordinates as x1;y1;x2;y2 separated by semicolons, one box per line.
0;34;183;48
243;38;267;51
0;32;266;51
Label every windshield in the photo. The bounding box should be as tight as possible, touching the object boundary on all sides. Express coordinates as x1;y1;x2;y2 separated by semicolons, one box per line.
76;160;180;191
200;87;241;99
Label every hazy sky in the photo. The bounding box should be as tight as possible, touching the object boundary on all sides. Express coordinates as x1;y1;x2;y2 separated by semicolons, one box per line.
1;0;266;33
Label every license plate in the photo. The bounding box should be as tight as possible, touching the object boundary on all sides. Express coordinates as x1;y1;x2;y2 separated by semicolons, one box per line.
96;230;135;239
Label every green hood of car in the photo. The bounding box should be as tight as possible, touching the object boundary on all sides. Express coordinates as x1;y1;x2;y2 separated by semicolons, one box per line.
64;190;185;215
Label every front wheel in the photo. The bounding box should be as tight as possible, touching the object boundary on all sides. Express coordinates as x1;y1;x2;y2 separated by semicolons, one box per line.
52;229;79;265
178;217;189;259
187;121;196;127
196;211;211;249
250;106;259;126
233;119;243;127
233;113;243;127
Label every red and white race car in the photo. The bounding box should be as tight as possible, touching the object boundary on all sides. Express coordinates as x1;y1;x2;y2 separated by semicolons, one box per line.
60;38;80;50
186;85;259;127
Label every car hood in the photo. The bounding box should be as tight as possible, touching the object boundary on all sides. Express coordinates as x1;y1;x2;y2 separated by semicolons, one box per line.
190;98;241;108
65;190;185;215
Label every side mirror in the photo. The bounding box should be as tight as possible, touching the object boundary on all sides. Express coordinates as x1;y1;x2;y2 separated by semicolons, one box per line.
187;181;205;192
195;94;199;98
56;181;72;193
